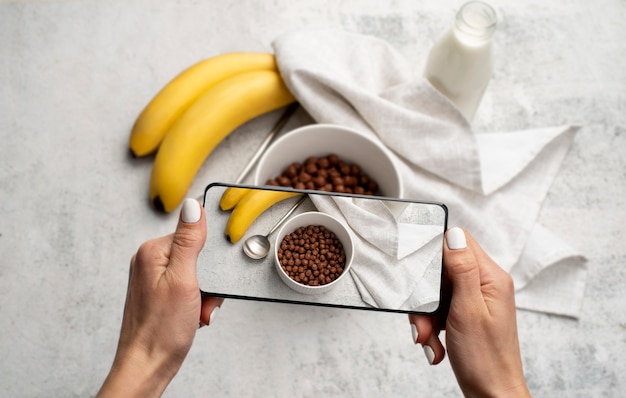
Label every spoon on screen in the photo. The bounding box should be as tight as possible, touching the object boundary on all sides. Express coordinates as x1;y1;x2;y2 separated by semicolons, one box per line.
243;195;307;260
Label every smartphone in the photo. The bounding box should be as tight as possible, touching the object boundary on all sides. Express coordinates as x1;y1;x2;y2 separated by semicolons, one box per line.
198;183;447;314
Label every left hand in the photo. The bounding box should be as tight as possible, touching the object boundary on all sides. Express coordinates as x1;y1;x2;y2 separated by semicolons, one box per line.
98;198;223;397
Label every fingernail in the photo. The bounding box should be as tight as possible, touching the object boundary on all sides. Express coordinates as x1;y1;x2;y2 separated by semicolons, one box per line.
208;306;220;325
447;227;467;250
411;324;419;344
423;344;435;365
181;198;201;224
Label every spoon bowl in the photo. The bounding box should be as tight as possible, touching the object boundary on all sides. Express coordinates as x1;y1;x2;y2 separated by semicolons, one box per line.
242;195;306;260
243;235;272;259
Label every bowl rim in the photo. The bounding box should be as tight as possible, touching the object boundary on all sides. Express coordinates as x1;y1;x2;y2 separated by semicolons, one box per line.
273;211;355;292
253;123;403;198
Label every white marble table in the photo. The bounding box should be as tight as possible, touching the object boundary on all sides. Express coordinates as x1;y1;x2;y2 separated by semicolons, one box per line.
1;1;624;396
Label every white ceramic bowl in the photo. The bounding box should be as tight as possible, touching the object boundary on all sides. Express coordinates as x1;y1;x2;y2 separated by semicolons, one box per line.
254;124;403;198
274;211;354;295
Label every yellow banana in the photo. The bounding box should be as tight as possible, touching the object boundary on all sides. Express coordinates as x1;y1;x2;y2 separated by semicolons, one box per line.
130;52;277;157
225;190;301;243
219;187;251;211
149;70;296;213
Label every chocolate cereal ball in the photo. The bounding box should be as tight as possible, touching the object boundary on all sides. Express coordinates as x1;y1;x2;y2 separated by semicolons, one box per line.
277;225;346;286
265;154;379;195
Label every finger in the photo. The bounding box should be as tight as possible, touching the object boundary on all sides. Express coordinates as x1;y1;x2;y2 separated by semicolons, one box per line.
408;313;436;345
423;332;446;365
133;234;175;272
464;232;510;282
168;198;207;281
128;253;136;281
408;314;446;365
443;227;484;305
464;232;517;312
199;296;224;327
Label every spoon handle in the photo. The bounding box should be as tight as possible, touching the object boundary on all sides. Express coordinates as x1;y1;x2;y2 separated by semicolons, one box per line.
235;102;299;184
267;195;307;237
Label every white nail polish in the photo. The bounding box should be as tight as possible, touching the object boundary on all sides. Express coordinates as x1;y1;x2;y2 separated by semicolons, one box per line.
411;324;419;344
447;227;467;250
181;198;201;224
423;344;435;365
208;306;220;325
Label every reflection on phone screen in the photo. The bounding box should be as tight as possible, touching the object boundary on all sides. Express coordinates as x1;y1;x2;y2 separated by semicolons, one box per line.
198;183;447;314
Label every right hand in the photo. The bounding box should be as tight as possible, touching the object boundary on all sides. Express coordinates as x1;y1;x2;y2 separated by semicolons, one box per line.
409;227;531;397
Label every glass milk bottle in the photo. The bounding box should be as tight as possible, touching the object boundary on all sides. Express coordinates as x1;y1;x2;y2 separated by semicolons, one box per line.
424;1;497;121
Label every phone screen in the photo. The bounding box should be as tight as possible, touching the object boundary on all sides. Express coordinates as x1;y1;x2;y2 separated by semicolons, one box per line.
198;183;447;314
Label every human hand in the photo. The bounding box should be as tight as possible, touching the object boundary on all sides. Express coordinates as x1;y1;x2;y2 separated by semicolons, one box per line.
409;227;531;397
98;199;223;397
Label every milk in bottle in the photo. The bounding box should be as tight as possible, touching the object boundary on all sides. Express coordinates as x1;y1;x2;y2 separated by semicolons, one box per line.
424;1;497;121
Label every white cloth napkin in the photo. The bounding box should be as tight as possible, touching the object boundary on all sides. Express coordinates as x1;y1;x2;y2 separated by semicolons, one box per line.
309;195;444;311
272;29;587;318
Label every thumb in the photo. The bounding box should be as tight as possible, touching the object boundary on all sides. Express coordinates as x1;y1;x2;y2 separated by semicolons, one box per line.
443;227;484;305
168;198;207;280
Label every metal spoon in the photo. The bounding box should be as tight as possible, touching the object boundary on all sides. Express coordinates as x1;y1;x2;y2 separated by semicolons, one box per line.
234;102;299;184
243;195;306;259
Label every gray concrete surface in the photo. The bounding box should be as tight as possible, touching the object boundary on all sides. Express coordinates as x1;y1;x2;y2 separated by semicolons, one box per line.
1;0;624;396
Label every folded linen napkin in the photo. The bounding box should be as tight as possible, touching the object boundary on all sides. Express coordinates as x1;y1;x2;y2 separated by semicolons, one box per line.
309;195;444;311
272;29;587;318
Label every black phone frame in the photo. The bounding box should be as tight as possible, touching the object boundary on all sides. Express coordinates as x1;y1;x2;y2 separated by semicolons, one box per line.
200;182;448;315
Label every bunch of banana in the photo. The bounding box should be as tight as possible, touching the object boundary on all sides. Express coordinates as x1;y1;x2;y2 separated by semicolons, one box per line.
224;189;302;243
129;52;296;213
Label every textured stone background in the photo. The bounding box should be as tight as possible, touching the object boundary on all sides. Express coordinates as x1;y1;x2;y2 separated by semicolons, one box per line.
1;0;624;396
